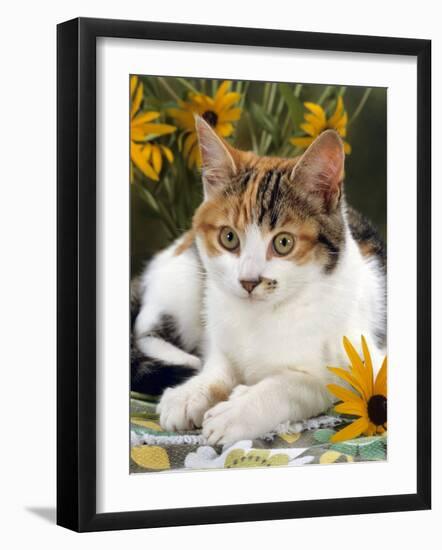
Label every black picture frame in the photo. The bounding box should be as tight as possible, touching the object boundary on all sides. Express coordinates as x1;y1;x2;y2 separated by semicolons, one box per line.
57;17;431;532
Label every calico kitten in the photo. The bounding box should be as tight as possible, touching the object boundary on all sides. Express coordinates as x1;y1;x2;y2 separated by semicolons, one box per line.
133;116;386;445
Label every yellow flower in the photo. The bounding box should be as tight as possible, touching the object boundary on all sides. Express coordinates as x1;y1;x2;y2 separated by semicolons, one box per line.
130;76;176;182
168;80;241;168
291;96;352;154
327;336;387;442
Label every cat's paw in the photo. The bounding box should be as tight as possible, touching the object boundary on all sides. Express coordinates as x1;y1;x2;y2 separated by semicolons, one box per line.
202;392;257;446
157;382;212;431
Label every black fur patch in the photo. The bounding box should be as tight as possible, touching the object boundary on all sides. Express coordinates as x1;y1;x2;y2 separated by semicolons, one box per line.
131;345;196;396
317;231;341;272
130;279;197;396
257;170;274;225
268;172;282;229
239;169;253;191
347;206;386;270
142;314;183;349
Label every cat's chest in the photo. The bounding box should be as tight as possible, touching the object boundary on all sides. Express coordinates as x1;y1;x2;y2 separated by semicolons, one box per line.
209;298;332;380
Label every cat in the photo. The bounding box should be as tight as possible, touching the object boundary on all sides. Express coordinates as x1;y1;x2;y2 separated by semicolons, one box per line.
132;115;386;446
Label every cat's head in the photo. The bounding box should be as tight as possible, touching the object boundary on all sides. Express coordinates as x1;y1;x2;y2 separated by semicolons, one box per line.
192;116;346;304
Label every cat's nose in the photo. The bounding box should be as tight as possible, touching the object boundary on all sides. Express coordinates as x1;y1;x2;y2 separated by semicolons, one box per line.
240;278;262;294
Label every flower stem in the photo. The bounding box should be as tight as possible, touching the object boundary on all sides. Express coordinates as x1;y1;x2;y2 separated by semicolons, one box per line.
317;85;333;106
157;77;181;103
176;77;200;95
348;88;372;126
246;111;259;153
239;81;250;109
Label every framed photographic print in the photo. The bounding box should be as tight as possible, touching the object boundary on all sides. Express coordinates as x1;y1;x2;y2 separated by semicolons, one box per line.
57;17;431;532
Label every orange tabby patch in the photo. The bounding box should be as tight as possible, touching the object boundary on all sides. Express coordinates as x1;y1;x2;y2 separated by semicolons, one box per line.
174;230;195;256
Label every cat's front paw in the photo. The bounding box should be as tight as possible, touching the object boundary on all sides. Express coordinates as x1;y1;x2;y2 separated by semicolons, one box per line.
202;391;258;446
157;381;212;431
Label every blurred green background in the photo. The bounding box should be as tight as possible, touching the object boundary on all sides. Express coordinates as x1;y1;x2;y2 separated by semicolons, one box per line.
131;77;386;275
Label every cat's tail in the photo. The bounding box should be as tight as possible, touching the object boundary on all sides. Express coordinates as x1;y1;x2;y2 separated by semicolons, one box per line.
130;338;197;396
130;277;199;397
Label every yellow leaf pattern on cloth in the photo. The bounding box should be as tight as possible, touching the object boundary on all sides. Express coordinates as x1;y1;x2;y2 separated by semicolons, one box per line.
131;418;162;431
131;446;170;470
130;396;386;473
279;432;301;444
225;449;289;468
320;450;354;464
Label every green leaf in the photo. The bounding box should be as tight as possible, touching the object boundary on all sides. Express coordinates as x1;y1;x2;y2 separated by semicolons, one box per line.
313;429;335;444
138;186;160;213
279;83;304;124
251;102;277;136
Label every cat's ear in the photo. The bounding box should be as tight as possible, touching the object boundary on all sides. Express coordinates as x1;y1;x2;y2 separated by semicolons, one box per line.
291;129;345;211
195;115;237;199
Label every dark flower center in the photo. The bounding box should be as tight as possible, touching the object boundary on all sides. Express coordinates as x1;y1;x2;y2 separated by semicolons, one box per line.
202;110;218;127
367;394;387;426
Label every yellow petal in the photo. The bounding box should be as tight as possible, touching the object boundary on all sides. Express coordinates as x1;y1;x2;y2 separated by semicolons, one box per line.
361;335;374;396
218;107;242;122
131;143;159;181
365;422;377;436
167;108;195;130
290;136;314;149
343;141;352;154
304;102;326;125
192;94;214;110
330;416;369;443
188;144;200;168
214;80;231;103
328;366;366;401
374;356;387;396
132;123;176;142
334;401;366;416
130;75;138;97
304;113;326;132
131;111;160;125
151;145;162;174
334;111;348;131
343;337;370;401
328;96;344;127
326;383;364;405
131;128;148;142
183;132;197;158
300;122;319;137
217;91;241;112
337;126;347;138
131;80;143;119
216;122;234;137
161;145;174;163
142;122;176;137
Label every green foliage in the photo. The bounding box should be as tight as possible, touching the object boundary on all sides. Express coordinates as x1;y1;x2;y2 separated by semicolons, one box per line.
130;77;385;275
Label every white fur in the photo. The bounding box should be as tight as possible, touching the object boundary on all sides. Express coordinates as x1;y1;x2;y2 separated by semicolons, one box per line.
139;214;385;445
134;236;204;370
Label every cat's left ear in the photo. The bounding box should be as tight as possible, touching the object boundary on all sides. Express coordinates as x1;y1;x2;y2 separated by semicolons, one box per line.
291;129;345;211
195;115;237;199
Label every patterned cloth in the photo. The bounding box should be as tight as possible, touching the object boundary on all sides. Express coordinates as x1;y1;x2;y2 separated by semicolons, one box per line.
130;396;387;472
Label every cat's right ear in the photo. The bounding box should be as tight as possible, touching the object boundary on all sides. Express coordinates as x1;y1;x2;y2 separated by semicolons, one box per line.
195;115;237;199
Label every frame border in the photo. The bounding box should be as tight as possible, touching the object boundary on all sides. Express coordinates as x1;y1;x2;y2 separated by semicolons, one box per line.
57;17;431;532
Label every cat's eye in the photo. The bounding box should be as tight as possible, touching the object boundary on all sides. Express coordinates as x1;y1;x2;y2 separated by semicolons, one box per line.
273;232;295;256
219;226;240;251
